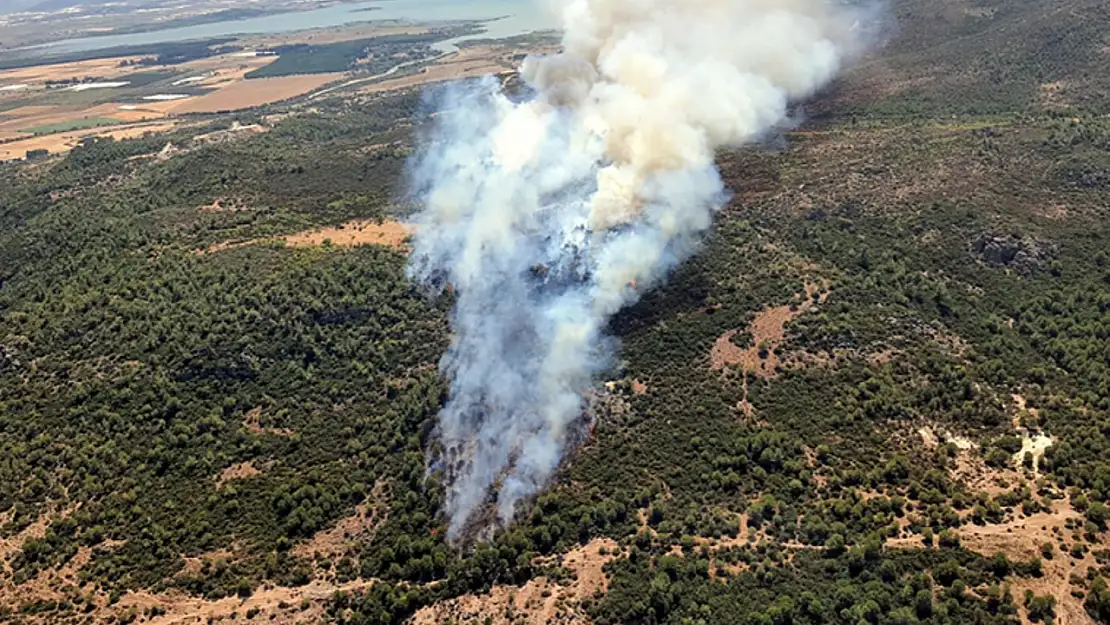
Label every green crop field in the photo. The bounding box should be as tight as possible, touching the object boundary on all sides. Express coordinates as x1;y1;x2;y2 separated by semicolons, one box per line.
23;117;123;136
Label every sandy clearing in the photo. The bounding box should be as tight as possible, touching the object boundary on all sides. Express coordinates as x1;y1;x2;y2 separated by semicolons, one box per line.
215;461;262;487
167;73;341;114
293;481;387;561
102;122;178;141
117;578;377;625
412;538;619;625
0;505;89;616
711;280;828;377
283;219;411;248
0;512;52;566
192;122;268;145
243;406;295;436
961;500;1104;625
199;220;412;256
1011;395;1054;476
0;121;177;159
2;512;374;625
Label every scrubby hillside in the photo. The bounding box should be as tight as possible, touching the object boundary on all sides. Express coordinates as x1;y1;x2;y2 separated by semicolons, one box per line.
1;0;1109;624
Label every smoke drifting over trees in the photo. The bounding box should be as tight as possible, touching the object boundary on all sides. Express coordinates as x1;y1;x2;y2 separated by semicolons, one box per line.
407;0;880;543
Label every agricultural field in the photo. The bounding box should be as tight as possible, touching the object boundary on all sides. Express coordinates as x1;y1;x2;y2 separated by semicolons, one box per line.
0;24;482;159
0;0;1109;624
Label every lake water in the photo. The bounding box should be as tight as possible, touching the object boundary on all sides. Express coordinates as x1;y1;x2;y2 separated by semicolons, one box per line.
14;0;553;57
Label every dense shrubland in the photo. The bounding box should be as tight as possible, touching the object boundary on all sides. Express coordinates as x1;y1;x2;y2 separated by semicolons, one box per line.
2;0;1110;622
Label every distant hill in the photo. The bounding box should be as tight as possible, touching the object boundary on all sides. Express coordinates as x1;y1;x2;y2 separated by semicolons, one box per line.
0;0;42;13
0;0;158;13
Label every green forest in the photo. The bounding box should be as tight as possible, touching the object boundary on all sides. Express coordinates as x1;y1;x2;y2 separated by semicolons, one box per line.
0;0;1108;623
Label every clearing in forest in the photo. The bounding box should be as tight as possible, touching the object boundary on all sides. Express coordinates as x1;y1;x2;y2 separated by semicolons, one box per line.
711;280;828;378
410;538;619;625
198;219;412;255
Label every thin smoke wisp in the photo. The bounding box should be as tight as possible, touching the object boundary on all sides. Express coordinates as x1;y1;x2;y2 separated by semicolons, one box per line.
407;0;877;543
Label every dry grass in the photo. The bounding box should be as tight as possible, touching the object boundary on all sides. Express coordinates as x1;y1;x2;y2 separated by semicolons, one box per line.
170;73;342;114
0;121;177;159
283;219;411;248
243;407;294;437
0;506;92;617
0;56;145;84
215;461;262;488
0;505;370;625
198;219;412;256
710;280;828;378
960;499;1105;625
0;103;163;140
1037;80;1071;109
411;538;619;625
0;104;71;133
117;578;377;625
83;102;167;123
293;481;387;561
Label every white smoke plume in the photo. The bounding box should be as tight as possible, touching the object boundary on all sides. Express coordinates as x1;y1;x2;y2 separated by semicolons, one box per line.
407;0;877;542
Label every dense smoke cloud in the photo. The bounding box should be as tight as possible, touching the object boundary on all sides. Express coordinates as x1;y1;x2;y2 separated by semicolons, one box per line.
407;0;877;542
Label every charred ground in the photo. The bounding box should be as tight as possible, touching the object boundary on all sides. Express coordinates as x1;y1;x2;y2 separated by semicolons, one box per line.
1;0;1110;624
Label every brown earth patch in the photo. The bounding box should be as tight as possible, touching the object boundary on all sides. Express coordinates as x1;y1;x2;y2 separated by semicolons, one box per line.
170;73;341;114
294;481;388;562
4;531;372;625
179;549;234;577
0;506;101;617
198;220;412;256
961;499;1104;625
243;406;294;436
1038;204;1069;220
0;121;177;160
215;461;262;488
199;196;249;213
3;508;373;624
115;578;376;625
1037;81;1070;109
411;538;619;625
0;512;54;568
283;219;411;249
711;280;829;378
